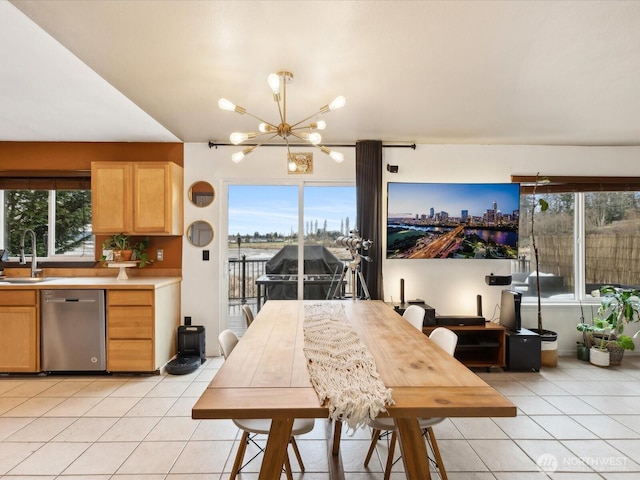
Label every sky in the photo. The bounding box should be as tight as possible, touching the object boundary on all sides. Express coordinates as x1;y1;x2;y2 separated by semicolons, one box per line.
228;185;356;236
387;182;521;218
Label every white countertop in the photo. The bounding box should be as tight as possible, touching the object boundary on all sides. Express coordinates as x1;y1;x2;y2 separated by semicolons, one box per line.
0;276;181;289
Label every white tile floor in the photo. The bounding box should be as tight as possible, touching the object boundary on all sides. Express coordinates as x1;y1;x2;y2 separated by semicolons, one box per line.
2;355;640;479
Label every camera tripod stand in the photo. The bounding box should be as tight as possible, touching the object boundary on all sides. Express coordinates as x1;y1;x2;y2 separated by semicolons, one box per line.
330;250;371;300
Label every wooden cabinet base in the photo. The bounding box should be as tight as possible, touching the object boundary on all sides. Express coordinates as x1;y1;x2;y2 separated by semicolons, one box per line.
424;323;506;368
0;290;39;373
108;339;154;372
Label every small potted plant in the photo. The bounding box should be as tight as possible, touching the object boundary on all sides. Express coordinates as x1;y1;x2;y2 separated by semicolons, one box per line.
101;233;133;262
577;287;639;367
101;234;153;267
596;285;640;365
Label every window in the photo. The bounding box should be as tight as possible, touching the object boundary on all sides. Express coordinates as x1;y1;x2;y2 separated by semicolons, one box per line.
584;191;640;295
516;192;575;299
513;176;640;301
227;183;356;319
1;189;93;260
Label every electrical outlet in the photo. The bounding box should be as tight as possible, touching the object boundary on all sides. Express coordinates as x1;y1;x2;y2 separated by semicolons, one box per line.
156;249;164;261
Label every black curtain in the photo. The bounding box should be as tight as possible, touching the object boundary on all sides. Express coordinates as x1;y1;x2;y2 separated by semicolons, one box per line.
355;140;384;300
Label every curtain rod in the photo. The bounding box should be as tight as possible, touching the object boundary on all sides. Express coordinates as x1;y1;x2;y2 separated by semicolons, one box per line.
208;141;416;149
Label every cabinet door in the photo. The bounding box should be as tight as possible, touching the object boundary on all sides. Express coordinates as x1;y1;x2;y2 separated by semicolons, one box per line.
107;339;154;372
91;162;132;233
132;162;183;234
106;290;155;372
0;306;38;372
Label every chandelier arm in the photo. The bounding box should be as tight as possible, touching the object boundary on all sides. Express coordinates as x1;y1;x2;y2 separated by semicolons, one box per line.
290;123;322;132
254;133;281;147
289;131;315;144
239;133;281;153
242;110;276;127
284;137;296;171
274;93;286;128
289;110;324;129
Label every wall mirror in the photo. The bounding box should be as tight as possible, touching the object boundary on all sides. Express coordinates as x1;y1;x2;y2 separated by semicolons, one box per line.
186;220;214;247
188;181;215;207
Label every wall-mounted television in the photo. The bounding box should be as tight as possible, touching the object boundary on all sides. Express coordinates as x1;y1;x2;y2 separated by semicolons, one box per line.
499;289;522;332
387;182;520;259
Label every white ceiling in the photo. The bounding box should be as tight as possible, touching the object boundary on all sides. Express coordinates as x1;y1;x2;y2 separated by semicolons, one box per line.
3;0;640;146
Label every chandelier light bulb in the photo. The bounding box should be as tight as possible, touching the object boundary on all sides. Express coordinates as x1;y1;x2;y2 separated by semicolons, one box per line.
230;132;255;145
230;132;247;145
259;123;277;133
231;151;245;163
314;120;326;130
330;150;344;163
328;96;346;111
288;161;298;172
218;98;236;111
306;132;322;145
267;73;280;94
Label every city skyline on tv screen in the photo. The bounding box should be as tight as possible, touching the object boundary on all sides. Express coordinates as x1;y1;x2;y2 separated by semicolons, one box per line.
387;182;520;259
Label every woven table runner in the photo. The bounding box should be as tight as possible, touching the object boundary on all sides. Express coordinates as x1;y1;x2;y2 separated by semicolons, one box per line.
303;303;394;431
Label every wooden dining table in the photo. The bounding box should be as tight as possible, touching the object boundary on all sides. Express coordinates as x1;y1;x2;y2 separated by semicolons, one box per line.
192;300;517;479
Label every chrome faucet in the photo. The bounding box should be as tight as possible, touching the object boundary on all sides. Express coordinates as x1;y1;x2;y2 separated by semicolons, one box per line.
19;228;40;278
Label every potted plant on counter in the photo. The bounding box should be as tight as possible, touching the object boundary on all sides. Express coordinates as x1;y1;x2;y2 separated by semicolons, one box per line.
101;233;133;262
101;234;153;267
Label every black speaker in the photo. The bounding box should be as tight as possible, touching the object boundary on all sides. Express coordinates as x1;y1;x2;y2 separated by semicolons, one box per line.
506;328;541;371
436;315;485;327
485;274;512;286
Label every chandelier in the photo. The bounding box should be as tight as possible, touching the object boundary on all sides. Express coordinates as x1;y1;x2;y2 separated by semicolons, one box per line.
218;71;346;171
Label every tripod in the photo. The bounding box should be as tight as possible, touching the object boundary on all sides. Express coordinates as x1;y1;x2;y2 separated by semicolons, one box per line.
331;249;371;300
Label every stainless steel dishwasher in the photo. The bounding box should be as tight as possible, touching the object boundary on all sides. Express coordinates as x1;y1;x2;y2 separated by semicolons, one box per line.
41;289;106;372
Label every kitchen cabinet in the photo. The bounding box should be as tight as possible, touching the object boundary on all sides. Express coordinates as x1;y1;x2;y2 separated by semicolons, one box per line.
106;282;180;372
0;290;39;372
92;161;183;235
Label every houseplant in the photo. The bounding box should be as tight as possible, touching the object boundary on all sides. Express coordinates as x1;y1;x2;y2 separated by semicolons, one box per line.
101;233;133;261
596;285;640;365
101;234;154;267
528;173;558;367
576;302;590;361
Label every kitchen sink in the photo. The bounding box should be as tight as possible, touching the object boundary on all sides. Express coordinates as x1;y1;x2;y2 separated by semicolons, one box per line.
1;277;50;284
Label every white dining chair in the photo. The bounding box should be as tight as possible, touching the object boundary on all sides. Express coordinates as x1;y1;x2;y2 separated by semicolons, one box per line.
242;304;254;328
364;326;458;480
218;329;314;480
402;305;426;331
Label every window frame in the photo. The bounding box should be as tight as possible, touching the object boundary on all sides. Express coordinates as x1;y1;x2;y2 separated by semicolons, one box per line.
1;187;94;263
513;175;640;304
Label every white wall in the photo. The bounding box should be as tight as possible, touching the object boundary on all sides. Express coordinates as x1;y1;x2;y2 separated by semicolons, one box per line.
182;143;640;356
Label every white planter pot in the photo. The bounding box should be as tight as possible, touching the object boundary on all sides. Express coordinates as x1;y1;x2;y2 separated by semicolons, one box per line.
589;347;610;367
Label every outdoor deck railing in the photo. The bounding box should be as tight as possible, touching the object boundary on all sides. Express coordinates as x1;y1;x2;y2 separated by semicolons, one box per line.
228;255;267;303
228;255;354;303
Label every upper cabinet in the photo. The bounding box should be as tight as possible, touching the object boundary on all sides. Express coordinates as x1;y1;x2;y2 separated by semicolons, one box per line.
92;161;183;235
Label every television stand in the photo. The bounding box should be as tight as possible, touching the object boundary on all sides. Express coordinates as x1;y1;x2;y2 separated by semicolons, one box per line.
423;322;506;369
